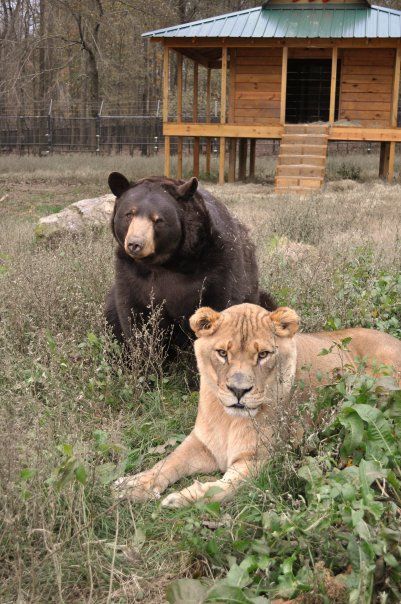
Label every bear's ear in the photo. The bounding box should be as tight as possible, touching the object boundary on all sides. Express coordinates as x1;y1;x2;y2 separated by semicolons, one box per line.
269;307;300;338
166;177;198;201
190;307;221;338
108;172;131;198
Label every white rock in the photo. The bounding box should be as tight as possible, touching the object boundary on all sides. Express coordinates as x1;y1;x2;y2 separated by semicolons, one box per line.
35;194;115;240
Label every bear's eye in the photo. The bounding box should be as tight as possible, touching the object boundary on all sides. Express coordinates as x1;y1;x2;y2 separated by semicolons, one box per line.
258;350;271;360
154;217;164;225
216;349;227;359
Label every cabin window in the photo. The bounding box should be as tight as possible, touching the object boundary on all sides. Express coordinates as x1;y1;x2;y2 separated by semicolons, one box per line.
286;58;341;123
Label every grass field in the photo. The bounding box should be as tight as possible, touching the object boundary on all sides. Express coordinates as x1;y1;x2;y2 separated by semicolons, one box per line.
1;153;401;603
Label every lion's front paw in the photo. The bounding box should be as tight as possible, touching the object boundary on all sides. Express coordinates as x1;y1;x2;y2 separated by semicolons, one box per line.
113;471;162;502
161;480;221;508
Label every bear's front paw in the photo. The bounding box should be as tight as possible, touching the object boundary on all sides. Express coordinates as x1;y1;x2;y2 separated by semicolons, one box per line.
113;472;162;502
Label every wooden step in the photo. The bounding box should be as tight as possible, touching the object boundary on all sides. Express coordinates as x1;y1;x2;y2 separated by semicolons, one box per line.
276;164;325;177
284;124;328;135
279;143;327;156
275;175;323;189
275;186;318;196
278;154;326;167
275;124;328;194
281;134;328;146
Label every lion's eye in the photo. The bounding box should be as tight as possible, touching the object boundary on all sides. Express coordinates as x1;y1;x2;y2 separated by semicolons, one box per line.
258;351;270;360
216;349;227;359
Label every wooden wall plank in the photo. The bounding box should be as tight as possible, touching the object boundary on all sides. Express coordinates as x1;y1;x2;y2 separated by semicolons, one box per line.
339;48;393;126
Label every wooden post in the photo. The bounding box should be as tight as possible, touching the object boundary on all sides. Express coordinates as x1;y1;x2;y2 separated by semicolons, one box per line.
329;46;338;124
249;139;256;179
238;138;248;181
163;45;170;177
280;46;288;126
379;142;395;182
227;49;237;183
177;52;183;179
219;47;228;185
228;139;236;182
391;48;401;128
205;67;212;178
193;61;199;178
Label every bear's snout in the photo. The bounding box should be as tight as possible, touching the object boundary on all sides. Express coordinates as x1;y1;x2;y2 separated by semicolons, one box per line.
127;238;145;256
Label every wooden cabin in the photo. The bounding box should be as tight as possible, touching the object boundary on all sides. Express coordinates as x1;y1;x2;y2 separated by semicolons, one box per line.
142;0;401;193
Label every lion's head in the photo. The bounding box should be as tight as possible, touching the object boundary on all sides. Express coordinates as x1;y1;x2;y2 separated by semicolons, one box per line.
190;303;300;417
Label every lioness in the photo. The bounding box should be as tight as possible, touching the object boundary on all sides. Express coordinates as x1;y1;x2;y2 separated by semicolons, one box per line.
115;303;401;507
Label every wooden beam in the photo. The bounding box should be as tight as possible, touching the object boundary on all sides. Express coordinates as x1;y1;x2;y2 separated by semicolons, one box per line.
164;136;171;177
329;46;338;124
280;46;288;125
163;38;401;49
219;137;225;185
228;138;237;182
229;48;236;123
164;122;401;143
391;48;401;127
249;139;256;179
379;141;396;181
193;61;200;178
329;126;401;142
165;123;282;138
163;45;169;123
206;68;212;177
238;138;248;181
221;46;228;124
163;45;170;177
176;52;183;179
219;48;228;184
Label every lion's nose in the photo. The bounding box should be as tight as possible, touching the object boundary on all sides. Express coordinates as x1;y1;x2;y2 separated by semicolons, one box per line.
227;384;252;402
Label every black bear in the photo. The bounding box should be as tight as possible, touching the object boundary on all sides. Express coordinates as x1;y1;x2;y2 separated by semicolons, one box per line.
106;172;275;350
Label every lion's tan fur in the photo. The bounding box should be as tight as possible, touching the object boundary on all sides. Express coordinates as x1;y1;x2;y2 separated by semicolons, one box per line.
115;303;401;507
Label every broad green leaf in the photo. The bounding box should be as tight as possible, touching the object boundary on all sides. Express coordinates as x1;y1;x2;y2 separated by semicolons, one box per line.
74;465;87;485
339;408;364;454
166;579;208;604
205;583;255;603
225;564;252;589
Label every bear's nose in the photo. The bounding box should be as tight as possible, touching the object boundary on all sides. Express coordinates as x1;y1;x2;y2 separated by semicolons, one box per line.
127;238;144;255
227;384;252;402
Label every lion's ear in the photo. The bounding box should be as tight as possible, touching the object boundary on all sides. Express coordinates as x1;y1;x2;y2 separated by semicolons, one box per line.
190;307;221;337
270;307;300;338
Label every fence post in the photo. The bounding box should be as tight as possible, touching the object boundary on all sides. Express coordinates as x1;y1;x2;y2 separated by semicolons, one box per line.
47;99;53;154
96;100;104;153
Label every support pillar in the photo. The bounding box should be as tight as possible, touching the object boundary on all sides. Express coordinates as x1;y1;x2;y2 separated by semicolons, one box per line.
280;47;288;126
329;47;338;124
249;139;256;179
379;142;395;182
163;46;170;177
176;52;183;179
193;61;199;178
238;138;248;181
228;138;237;183
205;68;211;178
219;47;228;185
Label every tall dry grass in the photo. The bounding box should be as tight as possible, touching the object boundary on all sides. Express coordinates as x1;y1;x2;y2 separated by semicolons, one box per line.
1;154;401;601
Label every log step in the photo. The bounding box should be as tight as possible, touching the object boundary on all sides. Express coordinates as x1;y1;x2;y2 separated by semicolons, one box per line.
276;164;325;177
275;176;323;188
275;124;329;194
281;134;328;146
284;124;328;135
278;154;326;167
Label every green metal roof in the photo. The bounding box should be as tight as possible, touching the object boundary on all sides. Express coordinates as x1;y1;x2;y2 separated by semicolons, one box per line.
142;4;401;39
